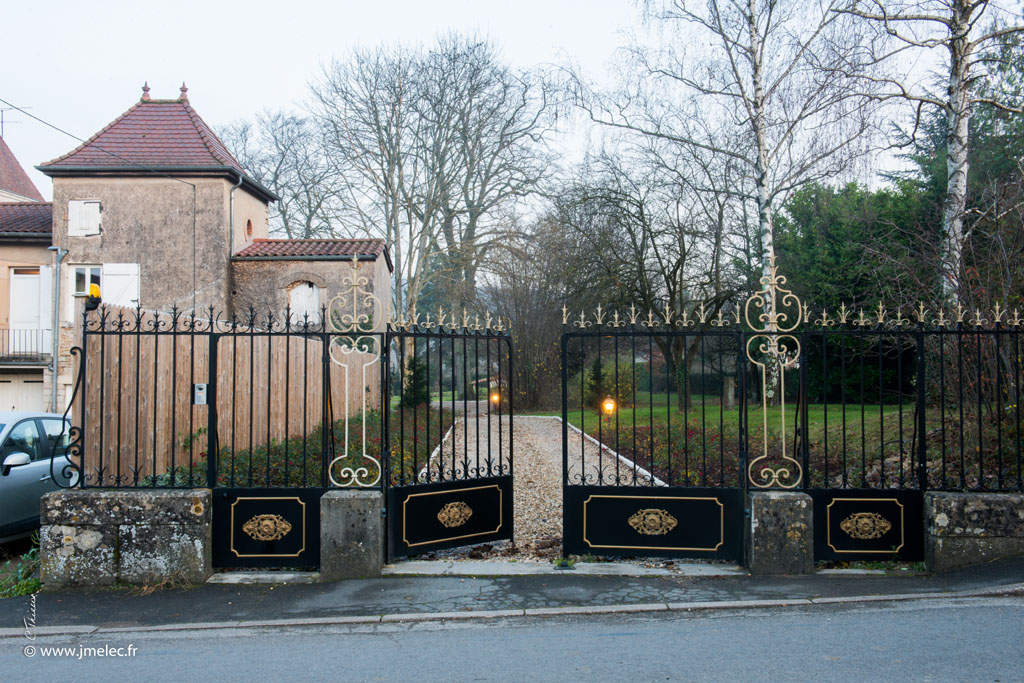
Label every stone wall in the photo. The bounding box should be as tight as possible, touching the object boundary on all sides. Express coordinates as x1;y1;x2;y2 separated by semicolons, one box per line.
40;489;211;587
925;492;1024;572
230;257;391;324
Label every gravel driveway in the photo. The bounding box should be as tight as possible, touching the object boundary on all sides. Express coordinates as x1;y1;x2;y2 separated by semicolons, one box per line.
418;415;657;562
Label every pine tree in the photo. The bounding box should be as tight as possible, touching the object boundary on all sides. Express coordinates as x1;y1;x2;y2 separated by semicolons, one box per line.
402;356;430;407
585;357;608;410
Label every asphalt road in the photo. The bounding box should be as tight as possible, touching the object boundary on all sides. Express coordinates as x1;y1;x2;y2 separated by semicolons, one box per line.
3;597;1022;681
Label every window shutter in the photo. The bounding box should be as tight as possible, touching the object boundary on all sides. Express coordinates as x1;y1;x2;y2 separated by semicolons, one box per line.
38;266;52;330
68;200;101;236
101;263;140;308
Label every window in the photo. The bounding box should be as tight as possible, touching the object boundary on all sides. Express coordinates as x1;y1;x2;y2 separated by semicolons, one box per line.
70;264;139;308
73;266;101;296
68;200;102;236
245;219;253;239
1;420;42;461
40;419;71;459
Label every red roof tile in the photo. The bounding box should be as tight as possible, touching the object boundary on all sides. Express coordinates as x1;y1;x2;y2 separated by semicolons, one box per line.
0;202;52;235
41;97;244;171
234;239;391;269
0;137;44;201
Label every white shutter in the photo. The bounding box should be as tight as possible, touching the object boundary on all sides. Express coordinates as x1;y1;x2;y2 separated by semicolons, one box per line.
38;266;52;330
101;263;140;308
68;200;101;236
38;266;53;354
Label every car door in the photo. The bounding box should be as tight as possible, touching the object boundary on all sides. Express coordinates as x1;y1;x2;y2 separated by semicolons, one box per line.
0;419;50;536
38;418;75;487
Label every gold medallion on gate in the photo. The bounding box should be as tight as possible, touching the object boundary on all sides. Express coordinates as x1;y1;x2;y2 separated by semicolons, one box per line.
628;509;678;536
839;512;891;540
437;501;473;528
242;514;293;541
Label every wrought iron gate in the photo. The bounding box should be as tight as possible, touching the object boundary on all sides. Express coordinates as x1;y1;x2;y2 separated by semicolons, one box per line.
557;257;1022;563
384;314;513;560
560;322;746;561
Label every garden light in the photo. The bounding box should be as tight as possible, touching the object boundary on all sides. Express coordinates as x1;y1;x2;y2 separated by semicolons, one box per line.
602;397;616;415
490;392;500;404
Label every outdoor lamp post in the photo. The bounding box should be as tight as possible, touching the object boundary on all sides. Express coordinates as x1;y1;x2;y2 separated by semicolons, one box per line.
490;391;500;405
602;397;616;415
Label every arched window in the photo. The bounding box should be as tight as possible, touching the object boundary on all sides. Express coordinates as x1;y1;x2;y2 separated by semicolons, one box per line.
245;219;253;239
288;281;320;324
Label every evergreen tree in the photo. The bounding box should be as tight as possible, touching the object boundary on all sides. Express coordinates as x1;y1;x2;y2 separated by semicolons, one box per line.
585;357;609;410
402;355;430;407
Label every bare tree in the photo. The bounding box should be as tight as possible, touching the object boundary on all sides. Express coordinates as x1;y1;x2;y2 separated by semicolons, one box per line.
312;45;429;316
311;36;554;316
571;0;881;287
220;112;343;238
422;37;556;310
556;150;745;406
838;0;1024;298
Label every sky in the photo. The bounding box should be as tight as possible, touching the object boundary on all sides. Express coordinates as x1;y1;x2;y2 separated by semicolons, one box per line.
2;0;637;201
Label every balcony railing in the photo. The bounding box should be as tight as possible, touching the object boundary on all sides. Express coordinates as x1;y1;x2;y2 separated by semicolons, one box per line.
0;327;51;362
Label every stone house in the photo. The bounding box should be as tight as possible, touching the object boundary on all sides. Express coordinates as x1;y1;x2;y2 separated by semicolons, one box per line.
23;84;391;410
0;136;53;411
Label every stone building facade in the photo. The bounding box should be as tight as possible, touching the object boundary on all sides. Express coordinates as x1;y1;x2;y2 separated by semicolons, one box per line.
30;84;391;410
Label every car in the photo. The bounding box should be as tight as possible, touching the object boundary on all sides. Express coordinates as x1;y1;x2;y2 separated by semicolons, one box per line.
0;411;78;543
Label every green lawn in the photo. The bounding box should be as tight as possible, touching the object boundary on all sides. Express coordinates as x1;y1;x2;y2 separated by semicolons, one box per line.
527;391;1015;489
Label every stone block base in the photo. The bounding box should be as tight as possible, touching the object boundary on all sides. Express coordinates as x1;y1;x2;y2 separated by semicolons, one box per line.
747;492;813;574
925;492;1024;572
320;490;383;580
41;489;212;588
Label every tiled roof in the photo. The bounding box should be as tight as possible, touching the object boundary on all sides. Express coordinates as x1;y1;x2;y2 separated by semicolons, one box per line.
40;97;245;172
0;136;44;201
234;239;391;270
0;202;52;235
37;89;276;201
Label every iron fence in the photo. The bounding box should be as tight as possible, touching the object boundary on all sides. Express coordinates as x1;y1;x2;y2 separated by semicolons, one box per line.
561;319;1024;493
63;304;386;490
386;327;512;488
0;327;50;361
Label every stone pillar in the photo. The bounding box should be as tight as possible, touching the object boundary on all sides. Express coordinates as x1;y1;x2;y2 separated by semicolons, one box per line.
925;492;1024;572
40;489;212;587
321;490;384;580
747;491;814;574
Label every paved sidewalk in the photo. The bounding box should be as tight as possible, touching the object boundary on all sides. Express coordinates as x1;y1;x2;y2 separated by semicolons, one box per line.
1;556;1022;636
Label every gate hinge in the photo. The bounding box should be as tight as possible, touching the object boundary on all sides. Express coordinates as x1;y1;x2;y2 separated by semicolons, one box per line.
381;508;387;518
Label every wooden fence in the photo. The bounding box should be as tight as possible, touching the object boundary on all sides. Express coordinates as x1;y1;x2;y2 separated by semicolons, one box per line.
75;305;381;485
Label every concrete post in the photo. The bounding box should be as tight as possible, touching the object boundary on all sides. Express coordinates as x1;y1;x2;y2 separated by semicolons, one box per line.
747;491;814;574
320;490;384;580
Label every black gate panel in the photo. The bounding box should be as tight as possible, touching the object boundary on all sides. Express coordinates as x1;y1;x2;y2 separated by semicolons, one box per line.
388;475;512;557
212;488;322;568
810;489;924;562
563;486;744;560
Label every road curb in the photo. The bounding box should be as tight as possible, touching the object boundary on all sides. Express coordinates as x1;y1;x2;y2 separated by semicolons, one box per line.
1;581;1021;639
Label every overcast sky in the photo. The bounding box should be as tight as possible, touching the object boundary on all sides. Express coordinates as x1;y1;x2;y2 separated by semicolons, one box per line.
2;0;637;201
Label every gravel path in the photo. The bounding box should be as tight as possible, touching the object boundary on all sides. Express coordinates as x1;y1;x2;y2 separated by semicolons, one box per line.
418;415;657;562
